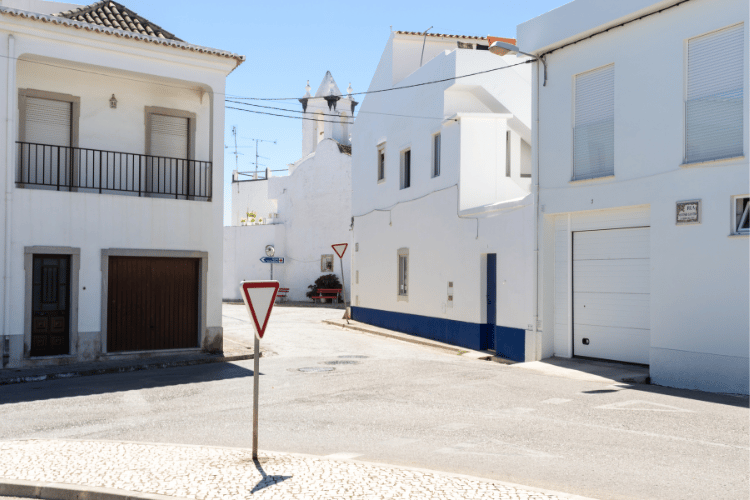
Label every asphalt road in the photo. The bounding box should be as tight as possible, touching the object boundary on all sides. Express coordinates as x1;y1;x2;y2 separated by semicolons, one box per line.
0;304;748;500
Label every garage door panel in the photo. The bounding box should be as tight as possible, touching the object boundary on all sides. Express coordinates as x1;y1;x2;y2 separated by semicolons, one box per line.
574;260;650;293
573;226;650;365
574;292;649;329
573;228;649;260
573;324;650;365
107;257;199;352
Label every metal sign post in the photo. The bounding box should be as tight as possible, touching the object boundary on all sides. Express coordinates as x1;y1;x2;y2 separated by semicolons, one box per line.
331;244;349;319
239;280;280;460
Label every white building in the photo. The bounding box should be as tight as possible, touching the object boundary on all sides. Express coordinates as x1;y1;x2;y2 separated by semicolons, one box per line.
350;32;535;358
0;0;242;368
518;0;749;394
223;72;353;302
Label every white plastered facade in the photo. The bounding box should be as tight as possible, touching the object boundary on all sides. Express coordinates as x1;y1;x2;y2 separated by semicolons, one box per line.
519;0;749;394
0;0;240;367
350;32;535;356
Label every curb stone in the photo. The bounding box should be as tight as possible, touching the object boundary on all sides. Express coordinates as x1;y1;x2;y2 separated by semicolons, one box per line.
0;353;258;387
322;319;507;363
0;478;184;500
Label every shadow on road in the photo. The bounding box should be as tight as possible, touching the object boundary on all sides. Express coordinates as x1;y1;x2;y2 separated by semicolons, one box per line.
0;362;258;405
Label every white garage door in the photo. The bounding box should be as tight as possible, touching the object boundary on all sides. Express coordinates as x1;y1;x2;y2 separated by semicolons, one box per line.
573;227;650;364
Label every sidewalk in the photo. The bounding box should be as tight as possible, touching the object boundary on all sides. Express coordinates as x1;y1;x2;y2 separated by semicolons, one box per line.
0;440;594;500
0;343;259;387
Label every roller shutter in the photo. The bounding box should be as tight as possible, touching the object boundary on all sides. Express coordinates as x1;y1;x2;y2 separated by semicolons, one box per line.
574;65;614;180
150;114;189;159
25;97;71;147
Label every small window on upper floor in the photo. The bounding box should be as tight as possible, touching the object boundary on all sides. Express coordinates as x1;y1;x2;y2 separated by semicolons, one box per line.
573;64;614;181
686;24;744;164
734;196;749;235
400;149;411;189
377;144;386;182
432;133;441;178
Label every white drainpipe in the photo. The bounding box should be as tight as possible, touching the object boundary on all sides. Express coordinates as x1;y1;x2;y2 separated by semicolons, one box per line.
4;34;15;352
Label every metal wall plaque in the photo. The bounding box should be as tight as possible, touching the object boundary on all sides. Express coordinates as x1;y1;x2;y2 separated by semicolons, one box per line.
676;200;701;225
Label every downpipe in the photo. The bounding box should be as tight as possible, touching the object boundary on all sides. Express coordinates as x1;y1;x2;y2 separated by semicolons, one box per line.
3;34;15;356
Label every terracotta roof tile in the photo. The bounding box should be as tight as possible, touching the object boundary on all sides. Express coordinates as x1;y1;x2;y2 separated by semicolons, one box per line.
395;31;488;41
55;1;182;41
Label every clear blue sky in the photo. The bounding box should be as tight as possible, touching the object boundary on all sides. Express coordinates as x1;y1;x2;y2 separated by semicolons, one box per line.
117;0;565;224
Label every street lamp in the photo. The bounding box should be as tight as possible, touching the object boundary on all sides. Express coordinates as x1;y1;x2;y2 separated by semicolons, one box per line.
489;41;547;86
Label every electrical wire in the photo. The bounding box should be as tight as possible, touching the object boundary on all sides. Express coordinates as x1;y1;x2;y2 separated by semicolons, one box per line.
226;100;448;122
228;60;531;101
226;106;354;124
0;52;529;102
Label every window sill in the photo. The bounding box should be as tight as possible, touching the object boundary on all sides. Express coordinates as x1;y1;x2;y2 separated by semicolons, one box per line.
680;156;745;168
377;178;386;184
728;233;749;238
569;175;615;185
397;294;408;302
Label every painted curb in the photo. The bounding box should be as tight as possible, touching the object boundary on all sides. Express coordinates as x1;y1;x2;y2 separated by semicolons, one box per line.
322;319;504;362
0;478;185;500
0;353;258;386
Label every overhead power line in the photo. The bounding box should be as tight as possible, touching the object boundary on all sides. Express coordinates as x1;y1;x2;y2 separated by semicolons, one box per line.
227;106;354;124
225;100;448;121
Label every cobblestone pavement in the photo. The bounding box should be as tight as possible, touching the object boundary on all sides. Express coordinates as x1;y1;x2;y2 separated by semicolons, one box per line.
0;440;579;500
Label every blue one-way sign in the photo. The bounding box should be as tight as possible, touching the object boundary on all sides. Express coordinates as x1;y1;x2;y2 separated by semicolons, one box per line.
260;256;284;264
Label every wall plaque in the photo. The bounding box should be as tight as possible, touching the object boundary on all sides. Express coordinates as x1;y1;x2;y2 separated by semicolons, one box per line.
676;200;701;225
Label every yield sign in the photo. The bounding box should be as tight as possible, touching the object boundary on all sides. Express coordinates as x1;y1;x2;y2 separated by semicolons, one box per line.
240;281;279;340
332;243;348;258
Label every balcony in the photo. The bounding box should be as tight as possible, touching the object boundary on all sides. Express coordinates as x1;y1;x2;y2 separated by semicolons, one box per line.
16;142;212;201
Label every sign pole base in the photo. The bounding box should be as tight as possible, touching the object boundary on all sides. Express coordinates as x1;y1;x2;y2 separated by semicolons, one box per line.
252;335;260;460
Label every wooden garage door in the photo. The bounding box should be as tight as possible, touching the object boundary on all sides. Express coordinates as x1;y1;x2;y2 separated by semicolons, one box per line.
573;228;650;365
107;257;199;352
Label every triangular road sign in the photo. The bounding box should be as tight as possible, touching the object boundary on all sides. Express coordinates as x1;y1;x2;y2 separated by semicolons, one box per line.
240;281;280;340
332;243;348;258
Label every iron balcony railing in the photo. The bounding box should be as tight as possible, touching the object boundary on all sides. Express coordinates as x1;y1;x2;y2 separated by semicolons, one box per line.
16;142;212;201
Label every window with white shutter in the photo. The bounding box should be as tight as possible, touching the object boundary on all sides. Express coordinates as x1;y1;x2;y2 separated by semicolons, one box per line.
574;65;614;180
25;97;72;147
686;24;744;164
150;114;189;159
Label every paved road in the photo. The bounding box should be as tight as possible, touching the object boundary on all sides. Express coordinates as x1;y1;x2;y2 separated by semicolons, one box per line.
0;304;747;500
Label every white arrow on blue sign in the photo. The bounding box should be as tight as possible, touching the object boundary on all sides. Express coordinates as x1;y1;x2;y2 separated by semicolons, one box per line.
260;256;284;264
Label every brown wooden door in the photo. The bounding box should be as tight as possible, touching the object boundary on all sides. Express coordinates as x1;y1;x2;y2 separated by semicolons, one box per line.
31;255;70;357
107;257;199;352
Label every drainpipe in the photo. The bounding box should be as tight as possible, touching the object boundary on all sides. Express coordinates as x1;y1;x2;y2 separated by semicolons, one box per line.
4;34;15;360
532;57;542;360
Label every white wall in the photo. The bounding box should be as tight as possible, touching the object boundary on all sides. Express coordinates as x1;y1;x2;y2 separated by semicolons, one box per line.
230;178;278;227
351;34;534;353
0;11;236;365
224;139;352;302
524;0;749;393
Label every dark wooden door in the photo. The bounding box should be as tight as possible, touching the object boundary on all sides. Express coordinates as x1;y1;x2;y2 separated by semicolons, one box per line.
31;255;70;357
107;257;199;352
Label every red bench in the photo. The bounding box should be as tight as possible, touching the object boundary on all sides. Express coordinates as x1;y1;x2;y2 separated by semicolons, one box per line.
276;287;289;303
311;288;341;304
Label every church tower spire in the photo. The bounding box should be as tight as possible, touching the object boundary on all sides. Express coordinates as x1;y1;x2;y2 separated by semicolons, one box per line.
300;71;357;157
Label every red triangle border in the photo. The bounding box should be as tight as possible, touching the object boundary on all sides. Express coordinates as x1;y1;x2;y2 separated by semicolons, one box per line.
240;281;280;339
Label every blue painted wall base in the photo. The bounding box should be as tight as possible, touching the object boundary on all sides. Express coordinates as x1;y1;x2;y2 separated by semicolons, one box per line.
351;306;525;361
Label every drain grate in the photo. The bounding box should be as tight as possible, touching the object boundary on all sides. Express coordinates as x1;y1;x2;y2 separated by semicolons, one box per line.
323;360;359;365
338;355;369;359
299;367;335;373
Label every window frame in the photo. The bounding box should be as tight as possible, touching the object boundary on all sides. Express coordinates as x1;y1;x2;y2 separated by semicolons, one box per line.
377;143;386;183
144;106;196;160
397;248;409;301
18;89;80;148
684;23;745;165
432;133;441;178
321;254;334;272
732;195;750;235
572;64;615;181
400;148;411;190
